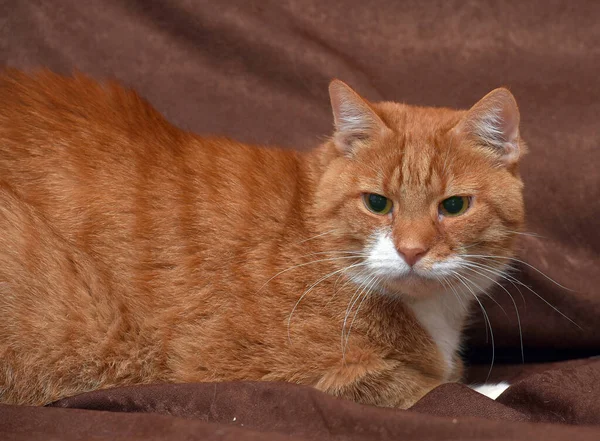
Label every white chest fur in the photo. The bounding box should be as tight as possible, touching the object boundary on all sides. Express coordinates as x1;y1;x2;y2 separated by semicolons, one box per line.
406;293;468;378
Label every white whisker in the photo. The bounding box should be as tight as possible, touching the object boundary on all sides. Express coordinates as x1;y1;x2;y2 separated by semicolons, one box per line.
461;259;528;306
287;262;368;344
300;250;370;258
341;274;374;355
462;254;574;292
504;230;546;238
440;275;468;310
257;255;365;294
451;270;495;381
459;262;524;363
343;274;378;356
296;229;338;244
462;255;582;329
462;241;484;250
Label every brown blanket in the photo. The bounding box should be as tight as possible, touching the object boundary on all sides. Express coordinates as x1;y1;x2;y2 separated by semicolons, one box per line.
2;359;600;440
1;0;599;439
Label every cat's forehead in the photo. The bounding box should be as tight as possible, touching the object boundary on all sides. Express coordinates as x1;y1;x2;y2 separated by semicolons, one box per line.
374;101;466;137
352;103;488;202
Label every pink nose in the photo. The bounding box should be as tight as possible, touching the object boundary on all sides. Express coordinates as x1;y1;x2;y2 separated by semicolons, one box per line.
397;246;428;267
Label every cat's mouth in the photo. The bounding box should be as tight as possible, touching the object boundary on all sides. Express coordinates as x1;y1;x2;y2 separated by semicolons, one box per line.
373;263;444;282
348;266;445;298
385;268;419;280
365;272;445;298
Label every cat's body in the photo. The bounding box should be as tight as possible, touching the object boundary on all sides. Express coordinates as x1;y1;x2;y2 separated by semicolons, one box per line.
0;70;524;407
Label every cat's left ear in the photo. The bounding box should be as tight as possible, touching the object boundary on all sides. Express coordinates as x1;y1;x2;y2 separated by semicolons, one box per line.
329;80;390;155
455;88;522;164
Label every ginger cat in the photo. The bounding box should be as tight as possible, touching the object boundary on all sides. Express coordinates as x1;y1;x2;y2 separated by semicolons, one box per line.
0;70;525;407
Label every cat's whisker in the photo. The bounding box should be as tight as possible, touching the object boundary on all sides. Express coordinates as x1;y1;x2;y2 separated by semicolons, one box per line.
296;229;339;244
460;259;528;307
461;254;574;292
459;262;524;363
462;241;484;250
341;274;373;356
486;264;527;307
463;255;557;308
299;251;371;258
439;276;467;311
337;266;373;292
502;266;529;308
327;266;371;308
325;268;378;320
505;230;546;238
460;258;533;324
287;262;368;345
439;271;479;311
462;255;582;330
451;271;495;382
258;256;366;294
456;269;509;319
340;282;365;365
458;260;526;300
332;272;352;297
343;274;378;356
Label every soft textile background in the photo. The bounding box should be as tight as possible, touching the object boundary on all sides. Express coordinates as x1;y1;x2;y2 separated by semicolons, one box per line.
1;1;599;439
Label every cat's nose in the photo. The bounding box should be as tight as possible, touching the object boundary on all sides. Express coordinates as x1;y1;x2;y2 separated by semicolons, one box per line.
397;246;428;267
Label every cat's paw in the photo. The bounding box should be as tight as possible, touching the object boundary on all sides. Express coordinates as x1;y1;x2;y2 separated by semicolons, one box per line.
470;381;510;400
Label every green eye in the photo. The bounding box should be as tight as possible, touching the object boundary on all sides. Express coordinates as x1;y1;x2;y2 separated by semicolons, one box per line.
363;193;393;215
439;196;470;216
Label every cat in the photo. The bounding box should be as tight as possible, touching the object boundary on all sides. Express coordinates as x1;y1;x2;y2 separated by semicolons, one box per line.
0;70;525;407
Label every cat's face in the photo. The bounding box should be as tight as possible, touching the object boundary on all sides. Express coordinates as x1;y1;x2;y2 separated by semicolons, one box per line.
314;82;525;298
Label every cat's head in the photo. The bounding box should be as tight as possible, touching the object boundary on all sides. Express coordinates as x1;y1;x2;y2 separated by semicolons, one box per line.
313;81;525;298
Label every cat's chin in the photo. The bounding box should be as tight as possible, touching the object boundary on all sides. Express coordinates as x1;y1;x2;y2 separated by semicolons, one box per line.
373;273;447;298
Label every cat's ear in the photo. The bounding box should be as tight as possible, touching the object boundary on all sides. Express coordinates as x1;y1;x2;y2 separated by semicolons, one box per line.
455;88;521;164
329;80;389;155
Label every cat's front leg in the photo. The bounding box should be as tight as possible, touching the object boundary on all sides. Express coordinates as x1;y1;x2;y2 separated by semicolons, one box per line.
313;350;444;408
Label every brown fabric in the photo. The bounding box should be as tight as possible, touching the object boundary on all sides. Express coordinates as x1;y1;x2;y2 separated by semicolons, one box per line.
0;0;599;440
1;360;600;440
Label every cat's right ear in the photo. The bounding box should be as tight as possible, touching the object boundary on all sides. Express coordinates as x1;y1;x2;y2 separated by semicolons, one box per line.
329;80;389;155
454;88;522;165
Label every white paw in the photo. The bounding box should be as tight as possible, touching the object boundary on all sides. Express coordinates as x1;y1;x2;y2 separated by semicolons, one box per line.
470;381;510;400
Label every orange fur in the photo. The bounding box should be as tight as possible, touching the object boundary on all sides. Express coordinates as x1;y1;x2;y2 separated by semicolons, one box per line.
0;70;525;407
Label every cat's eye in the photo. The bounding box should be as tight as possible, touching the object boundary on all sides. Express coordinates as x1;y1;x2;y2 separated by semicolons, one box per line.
439;196;470;217
363;193;393;215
